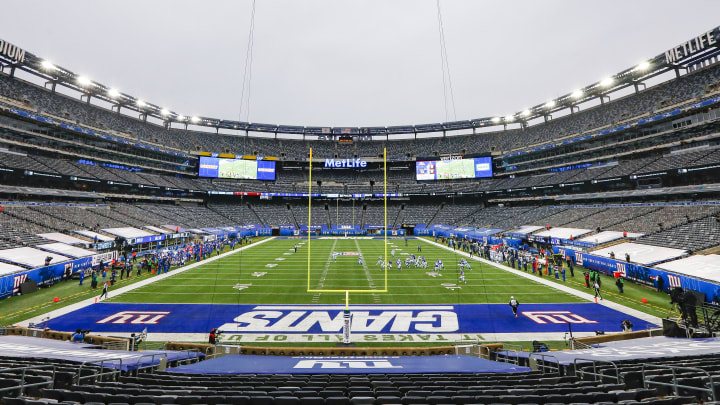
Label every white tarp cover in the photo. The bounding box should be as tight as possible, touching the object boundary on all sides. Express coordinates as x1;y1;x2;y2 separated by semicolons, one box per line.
75;231;113;242
533;227;592;240
143;226;171;234
0;261;26;277
510;225;544;235
592;243;687;266
0;247;69;268
37;233;89;245
657;254;720;283
36;243;95;259
578;231;645;245
101;227;153;238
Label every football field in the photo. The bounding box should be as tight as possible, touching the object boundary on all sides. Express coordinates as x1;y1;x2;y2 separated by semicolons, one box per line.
107;237;584;305
36;237;661;344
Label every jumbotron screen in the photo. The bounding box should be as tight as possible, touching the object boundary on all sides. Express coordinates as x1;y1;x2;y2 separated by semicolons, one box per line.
198;157;276;180
416;157;493;180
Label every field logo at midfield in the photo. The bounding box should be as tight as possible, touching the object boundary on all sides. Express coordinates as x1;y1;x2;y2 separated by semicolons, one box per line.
97;311;170;325
522;311;597;324
294;358;402;369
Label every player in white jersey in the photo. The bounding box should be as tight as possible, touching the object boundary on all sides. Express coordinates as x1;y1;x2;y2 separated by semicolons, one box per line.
377;256;384;267
438;259;444;270
459;269;466;284
391;249;396;258
396;258;402;270
459;258;472;270
434;260;441;273
358;255;363;266
333;252;338;263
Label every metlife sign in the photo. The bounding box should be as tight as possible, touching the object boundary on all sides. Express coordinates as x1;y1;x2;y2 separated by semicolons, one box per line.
43;303;656;343
324;159;367;168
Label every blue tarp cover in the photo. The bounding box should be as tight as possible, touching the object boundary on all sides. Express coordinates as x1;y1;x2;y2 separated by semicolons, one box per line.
167;354;530;374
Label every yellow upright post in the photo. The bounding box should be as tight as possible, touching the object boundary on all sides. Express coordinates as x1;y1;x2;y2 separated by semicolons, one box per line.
307;148;312;291
384;147;388;291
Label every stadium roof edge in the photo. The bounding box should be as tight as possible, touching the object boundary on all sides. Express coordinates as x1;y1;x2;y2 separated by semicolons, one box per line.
0;26;719;137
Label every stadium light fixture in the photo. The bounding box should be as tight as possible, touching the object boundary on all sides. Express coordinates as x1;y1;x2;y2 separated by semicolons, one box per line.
107;88;120;98
522;109;531;117
504;115;514;122
635;61;650;71
491;117;500;124
177;115;186;121
136;99;146;108
600;77;614;87
571;89;583;99
40;60;55;71
190;116;200;123
76;76;91;86
160;108;170;116
545;100;556;109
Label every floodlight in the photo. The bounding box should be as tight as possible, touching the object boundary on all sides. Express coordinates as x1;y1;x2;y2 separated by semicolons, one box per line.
545;100;556;108
504;115;514;122
40;60;55;71
571;89;583;99
77;76;91;86
522;109;531;117
108;88;120;98
177;115;186;121
161;108;170;116
136;99;146;108
600;77;614;87
636;61;650;71
190;116;200;123
491;117;500;123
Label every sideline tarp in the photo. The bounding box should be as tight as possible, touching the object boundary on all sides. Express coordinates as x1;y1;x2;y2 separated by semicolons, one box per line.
0;336;201;371
167;354;530;374
536;336;720;365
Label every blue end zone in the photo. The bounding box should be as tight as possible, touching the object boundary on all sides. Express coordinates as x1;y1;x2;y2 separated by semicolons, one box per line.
166;355;530;374
43;303;657;335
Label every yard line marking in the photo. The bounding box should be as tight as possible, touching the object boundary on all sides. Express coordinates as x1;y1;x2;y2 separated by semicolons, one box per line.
354;238;382;303
312;238;337;302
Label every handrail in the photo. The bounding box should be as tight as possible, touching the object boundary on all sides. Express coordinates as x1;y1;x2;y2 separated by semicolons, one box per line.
641;363;716;402
76;358;123;385
573;358;621;384
496;343;524;365
528;353;560;375
134;352;169;374
0;364;56;395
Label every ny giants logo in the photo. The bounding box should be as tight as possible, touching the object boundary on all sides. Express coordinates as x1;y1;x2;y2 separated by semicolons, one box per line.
574;252;584;266
616;262;626;278
522;311;598;324
293;359;402;369
97;311;171;325
12;274;27;294
668;274;682;288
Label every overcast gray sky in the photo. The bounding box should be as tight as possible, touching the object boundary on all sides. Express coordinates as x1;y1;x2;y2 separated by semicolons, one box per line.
3;0;720;127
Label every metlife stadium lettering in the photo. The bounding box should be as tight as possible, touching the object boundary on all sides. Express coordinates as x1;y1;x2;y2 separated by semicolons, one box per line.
0;40;26;63
665;29;718;64
324;159;367;169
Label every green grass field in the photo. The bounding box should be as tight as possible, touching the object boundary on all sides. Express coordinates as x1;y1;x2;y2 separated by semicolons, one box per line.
105;238;585;306
2;237;676;351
